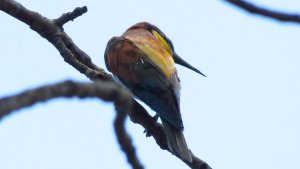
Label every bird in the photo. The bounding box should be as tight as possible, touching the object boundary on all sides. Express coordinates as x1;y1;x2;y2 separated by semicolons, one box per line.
104;22;205;162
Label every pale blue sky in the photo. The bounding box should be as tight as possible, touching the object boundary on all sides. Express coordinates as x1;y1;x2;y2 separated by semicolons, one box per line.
1;1;300;169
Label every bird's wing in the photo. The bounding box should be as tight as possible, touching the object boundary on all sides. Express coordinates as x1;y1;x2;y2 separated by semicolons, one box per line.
104;36;183;130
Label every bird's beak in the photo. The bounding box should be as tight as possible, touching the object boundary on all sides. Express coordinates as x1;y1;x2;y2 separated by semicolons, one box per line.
173;52;206;77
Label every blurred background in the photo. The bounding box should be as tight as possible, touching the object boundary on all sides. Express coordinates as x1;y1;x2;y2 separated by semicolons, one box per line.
0;1;300;169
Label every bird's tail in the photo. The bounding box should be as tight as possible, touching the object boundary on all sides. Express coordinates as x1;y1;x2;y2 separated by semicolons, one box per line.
161;119;192;162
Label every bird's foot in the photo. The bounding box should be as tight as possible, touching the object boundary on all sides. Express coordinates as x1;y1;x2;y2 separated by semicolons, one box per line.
143;114;159;137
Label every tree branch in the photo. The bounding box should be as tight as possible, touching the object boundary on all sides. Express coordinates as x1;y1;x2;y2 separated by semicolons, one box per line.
0;0;211;168
55;6;87;27
0;80;143;169
114;94;144;169
0;80;126;119
225;0;300;24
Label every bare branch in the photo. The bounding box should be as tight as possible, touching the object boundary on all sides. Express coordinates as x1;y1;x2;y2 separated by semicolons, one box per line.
0;80;144;169
0;0;211;168
55;6;87;27
0;0;110;81
0;80;127;119
225;0;300;24
114;96;144;169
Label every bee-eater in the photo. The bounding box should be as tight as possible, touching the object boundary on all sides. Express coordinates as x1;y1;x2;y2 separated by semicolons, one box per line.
104;22;205;162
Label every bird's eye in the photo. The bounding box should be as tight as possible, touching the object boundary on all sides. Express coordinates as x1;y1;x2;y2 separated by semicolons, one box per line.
151;30;173;56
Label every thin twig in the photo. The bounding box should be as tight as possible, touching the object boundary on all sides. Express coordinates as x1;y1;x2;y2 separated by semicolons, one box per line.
55;6;87;27
225;0;300;24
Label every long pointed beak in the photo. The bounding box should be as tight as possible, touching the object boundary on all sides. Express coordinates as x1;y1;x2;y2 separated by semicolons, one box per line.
173;52;206;77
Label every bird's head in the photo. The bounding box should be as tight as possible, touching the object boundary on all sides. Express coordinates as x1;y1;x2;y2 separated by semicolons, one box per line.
126;22;206;77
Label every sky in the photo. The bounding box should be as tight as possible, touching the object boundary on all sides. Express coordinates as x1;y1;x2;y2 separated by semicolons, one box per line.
0;1;300;169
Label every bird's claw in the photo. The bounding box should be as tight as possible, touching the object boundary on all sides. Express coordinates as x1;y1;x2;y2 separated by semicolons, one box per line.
143;114;159;137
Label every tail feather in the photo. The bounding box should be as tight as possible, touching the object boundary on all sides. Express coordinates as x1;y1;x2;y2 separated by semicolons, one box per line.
161;119;192;162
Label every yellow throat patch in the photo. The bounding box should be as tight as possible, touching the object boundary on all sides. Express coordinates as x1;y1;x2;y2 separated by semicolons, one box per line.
125;30;175;79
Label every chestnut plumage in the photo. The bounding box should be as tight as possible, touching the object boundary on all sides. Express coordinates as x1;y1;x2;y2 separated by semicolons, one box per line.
104;22;205;162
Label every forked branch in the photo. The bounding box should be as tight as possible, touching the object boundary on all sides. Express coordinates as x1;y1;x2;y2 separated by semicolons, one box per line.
0;80;143;169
